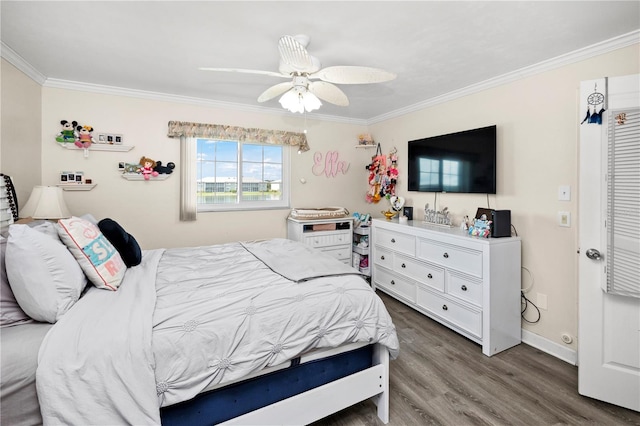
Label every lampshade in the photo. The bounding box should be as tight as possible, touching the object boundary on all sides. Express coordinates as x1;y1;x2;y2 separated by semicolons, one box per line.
20;186;71;219
279;88;322;113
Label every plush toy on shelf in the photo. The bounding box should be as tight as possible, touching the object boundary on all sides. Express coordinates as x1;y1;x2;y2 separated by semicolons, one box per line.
56;120;78;142
153;161;175;174
138;156;160;180
75;125;95;148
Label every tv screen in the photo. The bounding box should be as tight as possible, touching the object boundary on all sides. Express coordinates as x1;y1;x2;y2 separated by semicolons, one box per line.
407;125;497;194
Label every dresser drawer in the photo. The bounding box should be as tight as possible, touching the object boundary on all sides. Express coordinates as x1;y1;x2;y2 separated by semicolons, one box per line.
321;246;352;263
373;246;394;269
416;287;482;339
374;267;416;303
394;254;445;292
447;273;482;307
375;228;415;256
417;238;483;278
304;232;350;248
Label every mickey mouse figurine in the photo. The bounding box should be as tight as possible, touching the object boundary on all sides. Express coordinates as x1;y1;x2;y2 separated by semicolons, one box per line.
56;120;78;142
75;125;95;148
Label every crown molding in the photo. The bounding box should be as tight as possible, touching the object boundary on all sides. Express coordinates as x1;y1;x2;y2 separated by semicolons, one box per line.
3;30;638;127
41;78;366;125
367;29;640;124
1;41;47;85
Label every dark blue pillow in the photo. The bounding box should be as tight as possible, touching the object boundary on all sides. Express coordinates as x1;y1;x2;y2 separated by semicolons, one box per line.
98;218;142;267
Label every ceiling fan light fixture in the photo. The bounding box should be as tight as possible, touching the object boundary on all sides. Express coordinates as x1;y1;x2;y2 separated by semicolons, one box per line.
279;88;322;114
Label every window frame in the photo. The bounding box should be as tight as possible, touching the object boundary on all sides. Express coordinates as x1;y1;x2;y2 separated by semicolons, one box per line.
195;138;291;212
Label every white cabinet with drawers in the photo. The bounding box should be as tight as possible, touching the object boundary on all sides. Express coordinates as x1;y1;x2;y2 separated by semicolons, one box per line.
287;217;353;265
372;218;521;356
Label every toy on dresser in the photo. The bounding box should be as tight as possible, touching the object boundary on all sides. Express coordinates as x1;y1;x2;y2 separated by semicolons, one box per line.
468;215;492;238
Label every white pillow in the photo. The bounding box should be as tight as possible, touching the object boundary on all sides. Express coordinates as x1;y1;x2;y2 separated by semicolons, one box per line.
57;216;126;291
5;224;88;323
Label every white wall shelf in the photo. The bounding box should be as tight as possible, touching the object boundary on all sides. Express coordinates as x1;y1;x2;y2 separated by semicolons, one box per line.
121;174;170;181
57;183;97;191
355;144;376;149
58;143;134;152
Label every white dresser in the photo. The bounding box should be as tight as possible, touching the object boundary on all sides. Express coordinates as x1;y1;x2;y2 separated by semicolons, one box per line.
372;218;521;356
287;217;353;265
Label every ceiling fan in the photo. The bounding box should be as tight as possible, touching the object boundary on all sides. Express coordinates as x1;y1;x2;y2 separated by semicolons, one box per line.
199;35;397;113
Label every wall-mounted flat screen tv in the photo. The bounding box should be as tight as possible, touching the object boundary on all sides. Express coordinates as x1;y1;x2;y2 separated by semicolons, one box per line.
407;125;497;194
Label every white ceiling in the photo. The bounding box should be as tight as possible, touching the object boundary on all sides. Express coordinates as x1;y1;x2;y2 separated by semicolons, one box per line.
2;1;639;122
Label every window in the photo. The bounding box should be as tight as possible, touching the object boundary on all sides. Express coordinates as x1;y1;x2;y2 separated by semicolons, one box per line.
196;138;289;211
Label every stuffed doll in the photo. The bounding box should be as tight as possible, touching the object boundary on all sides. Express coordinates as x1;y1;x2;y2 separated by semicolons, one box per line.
75;125;95;148
138;156;160;180
56;120;78;142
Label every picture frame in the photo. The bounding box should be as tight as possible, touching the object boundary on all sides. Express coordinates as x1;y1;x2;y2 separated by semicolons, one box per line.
114;134;123;145
106;135;114;144
60;171;70;183
74;172;84;183
97;133;107;144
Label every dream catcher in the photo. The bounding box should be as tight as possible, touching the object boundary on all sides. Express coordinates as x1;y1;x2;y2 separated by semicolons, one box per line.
365;144;398;203
581;83;606;125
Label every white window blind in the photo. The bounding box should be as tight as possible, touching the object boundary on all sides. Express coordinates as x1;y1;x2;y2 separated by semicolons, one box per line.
606;107;640;298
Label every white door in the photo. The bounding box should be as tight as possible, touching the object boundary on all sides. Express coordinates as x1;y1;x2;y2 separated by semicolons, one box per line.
578;74;640;412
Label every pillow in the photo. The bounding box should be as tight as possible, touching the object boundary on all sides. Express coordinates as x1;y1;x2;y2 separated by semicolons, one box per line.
5;224;88;323
57;216;126;291
98;218;142;267
0;235;33;327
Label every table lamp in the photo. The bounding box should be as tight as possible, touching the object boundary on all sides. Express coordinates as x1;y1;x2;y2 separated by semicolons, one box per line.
19;186;71;219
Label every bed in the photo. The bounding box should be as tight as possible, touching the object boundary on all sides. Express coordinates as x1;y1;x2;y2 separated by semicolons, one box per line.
0;216;399;425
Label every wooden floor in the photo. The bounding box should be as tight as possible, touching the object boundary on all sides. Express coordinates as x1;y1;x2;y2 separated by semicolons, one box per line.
312;291;640;426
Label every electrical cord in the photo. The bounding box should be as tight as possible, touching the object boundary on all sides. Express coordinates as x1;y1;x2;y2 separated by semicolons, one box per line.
521;266;533;293
521;291;541;323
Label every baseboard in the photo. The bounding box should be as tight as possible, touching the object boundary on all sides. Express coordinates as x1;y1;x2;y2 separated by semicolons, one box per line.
521;329;577;366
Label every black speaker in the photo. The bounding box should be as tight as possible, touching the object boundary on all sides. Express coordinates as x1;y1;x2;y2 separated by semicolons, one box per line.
491;210;511;237
403;206;413;220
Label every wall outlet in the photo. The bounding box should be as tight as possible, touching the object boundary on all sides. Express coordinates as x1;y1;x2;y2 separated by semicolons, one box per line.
558;211;571;227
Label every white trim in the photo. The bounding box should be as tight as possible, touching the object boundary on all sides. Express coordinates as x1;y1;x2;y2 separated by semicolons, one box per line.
2;31;638;126
0;41;46;85
521;329;577;366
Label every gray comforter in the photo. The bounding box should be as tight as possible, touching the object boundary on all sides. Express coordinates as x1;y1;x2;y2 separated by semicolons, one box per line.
36;239;399;425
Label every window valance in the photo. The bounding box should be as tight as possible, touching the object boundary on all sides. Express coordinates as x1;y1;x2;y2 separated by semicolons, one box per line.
167;121;309;152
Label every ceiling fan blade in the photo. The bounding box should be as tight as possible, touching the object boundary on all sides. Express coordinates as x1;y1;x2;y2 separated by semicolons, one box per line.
308;81;349;106
311;66;396;84
258;82;294;103
278;35;314;71
198;67;287;78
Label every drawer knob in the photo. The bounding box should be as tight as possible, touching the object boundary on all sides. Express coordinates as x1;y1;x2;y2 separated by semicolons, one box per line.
380;255;385;260
390;280;395;285
427;273;433;279
443;252;449;259
391;238;396;243
401;263;406;268
461;285;468;291
442;305;448;311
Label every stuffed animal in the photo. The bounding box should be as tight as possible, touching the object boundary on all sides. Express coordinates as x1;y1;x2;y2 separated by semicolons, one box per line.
138;156;159;180
153;161;175;174
56;120;78;142
75;125;95;148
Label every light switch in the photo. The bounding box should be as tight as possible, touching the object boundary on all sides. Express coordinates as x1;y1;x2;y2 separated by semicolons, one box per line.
558;185;571;201
558;211;571;227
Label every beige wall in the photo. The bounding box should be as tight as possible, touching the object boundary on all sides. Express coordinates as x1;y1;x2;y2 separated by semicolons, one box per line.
39;87;371;249
2;44;638;355
0;59;42;205
369;44;639;352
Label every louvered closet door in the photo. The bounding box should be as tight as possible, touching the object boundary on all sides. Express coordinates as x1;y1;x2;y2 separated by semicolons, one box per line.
606;108;640;297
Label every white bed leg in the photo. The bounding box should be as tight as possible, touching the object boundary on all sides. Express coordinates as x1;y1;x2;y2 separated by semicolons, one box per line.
371;343;390;424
